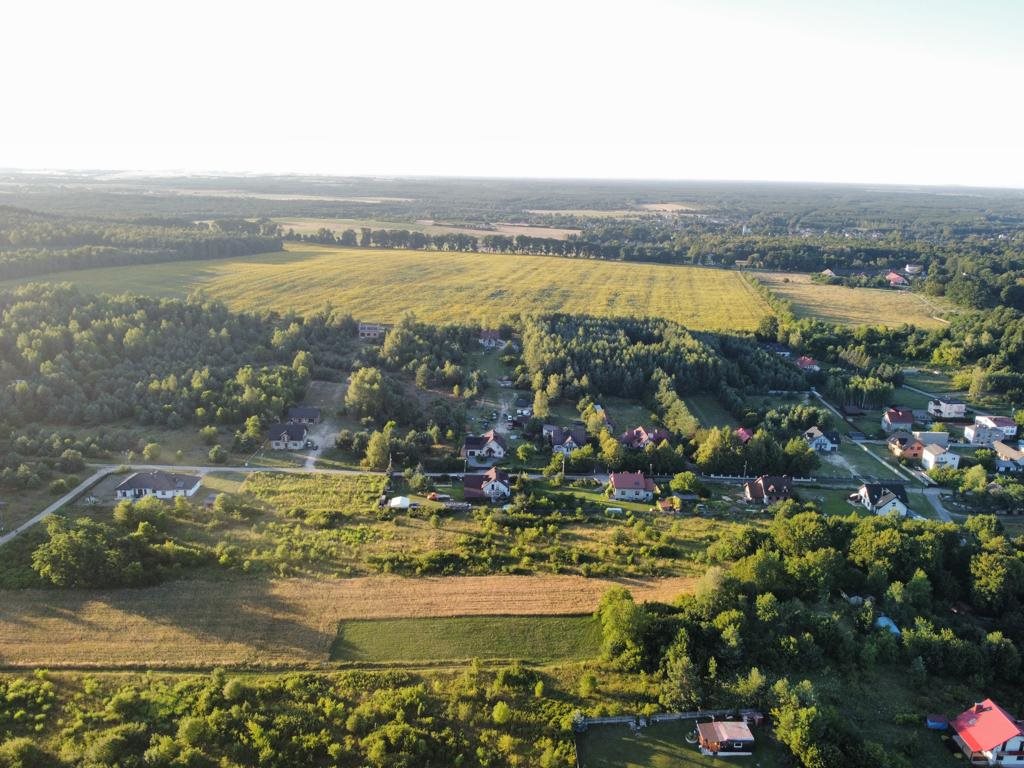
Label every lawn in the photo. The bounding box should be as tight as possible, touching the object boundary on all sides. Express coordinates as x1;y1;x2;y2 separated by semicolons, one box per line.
2;244;771;332
576;719;789;768
752;272;952;328
330;615;601;663
684;395;737;429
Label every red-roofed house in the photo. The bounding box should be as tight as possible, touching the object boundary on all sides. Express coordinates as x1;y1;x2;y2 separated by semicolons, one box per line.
951;699;1024;765
735;427;754;444
619;426;670;450
608;471;656;502
882;407;914;433
886;271;910;288
795;356;820;372
697;720;755;756
463;467;511;501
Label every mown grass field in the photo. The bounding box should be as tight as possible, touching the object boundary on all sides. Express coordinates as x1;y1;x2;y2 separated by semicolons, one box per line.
576;719;789;768
0;574;693;668
1;244;771;331
753;271;952;327
684;395;738;429
331;615;601;663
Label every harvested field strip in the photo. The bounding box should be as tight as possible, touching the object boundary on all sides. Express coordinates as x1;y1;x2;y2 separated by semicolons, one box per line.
1;245;771;331
331;615;601;662
753;271;952;328
0;574;695;668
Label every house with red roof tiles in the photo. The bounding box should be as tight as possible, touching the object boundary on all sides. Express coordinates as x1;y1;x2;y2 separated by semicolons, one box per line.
951;699;1024;766
795;356;820;372
882;407;914;433
886;271;910;288
619;426;669;450
735;427;754;444
608;471;656;502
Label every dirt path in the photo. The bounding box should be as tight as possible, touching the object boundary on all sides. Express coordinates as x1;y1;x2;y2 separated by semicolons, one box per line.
0;574;696;669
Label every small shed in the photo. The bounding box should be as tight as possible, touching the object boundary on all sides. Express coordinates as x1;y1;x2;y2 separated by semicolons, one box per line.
388;496;411;510
697;721;755;756
926;714;949;731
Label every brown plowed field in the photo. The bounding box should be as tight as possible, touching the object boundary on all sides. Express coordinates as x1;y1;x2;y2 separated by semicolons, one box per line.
0;574;695;668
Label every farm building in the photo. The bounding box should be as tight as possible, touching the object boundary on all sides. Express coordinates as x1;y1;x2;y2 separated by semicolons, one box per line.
743;475;793;505
922;444;960;471
951;699;1024;766
287;406;321;424
882;407;914;433
115;470;201;501
795;355;820;372
976;415;1018;438
269;423;308;450
855;483;910;516
619;426;669;450
928;397;966;419
357;321;392;340
463;467;511;501
608;471;656;502
697;720;755;756
460;430;507;461
802;426;839;452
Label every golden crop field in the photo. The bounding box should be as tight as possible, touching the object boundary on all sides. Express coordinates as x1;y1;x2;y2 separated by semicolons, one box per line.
0;574;695;668
753;271;953;328
2;244;772;331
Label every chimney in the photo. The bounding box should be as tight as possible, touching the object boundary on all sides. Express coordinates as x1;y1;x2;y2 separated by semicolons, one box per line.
974;703;986;714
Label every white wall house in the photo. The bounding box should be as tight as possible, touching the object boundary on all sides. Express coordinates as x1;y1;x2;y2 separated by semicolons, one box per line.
115;470;201;501
269;423;308;450
922;444;960;471
976;415;1019;439
928;398;966;419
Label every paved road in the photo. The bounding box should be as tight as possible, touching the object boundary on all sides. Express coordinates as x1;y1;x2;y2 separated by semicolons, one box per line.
923;486;956;522
0;462;386;547
0;467;115;547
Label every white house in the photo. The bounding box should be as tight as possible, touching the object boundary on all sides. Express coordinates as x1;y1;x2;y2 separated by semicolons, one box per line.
882;408;914;433
460;430;507;461
951;699;1024;767
855;483;910;517
965;424;1005;446
358;321;392;340
922;444;960;471
269;423;308;450
463;467;511;501
802;426;839;453
927;397;966;419
115;470;201;501
976;415;1018;439
608;471;656;502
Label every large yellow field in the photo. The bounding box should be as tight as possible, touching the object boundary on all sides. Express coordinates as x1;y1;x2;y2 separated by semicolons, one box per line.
753;271;954;328
2;245;771;331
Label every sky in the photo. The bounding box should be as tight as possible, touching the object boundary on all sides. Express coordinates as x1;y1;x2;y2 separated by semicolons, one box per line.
3;0;1024;187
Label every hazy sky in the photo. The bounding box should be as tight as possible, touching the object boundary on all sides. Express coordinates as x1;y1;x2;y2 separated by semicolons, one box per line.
4;0;1023;186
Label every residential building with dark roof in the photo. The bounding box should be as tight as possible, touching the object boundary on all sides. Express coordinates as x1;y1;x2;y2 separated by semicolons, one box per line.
855;483;910;516
269;423;308;450
743;475;793;505
287;406;321;424
463;467;511;501
115;470;201;501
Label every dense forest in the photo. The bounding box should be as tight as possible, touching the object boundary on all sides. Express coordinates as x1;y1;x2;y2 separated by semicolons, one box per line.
0;206;281;280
